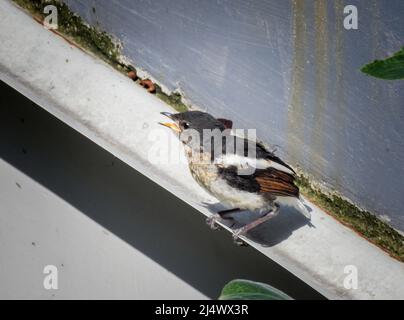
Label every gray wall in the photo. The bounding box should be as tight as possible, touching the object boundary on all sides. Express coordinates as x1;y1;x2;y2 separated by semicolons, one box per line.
65;0;404;232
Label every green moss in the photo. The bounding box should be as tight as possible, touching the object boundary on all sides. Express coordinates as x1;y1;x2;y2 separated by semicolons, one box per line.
361;47;404;80
296;175;404;262
155;85;189;113
12;0;189;112
13;0;122;66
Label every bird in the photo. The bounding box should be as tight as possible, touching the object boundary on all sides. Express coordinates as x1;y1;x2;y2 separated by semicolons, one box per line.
159;110;310;244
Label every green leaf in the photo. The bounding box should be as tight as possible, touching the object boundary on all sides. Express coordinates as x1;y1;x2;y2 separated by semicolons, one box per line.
361;47;404;80
218;279;293;300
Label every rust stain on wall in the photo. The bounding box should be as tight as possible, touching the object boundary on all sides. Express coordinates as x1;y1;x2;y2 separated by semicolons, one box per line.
287;0;307;166
370;0;382;108
333;0;345;188
310;0;329;174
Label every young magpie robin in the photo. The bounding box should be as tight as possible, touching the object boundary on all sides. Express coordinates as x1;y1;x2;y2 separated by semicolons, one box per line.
159;111;310;244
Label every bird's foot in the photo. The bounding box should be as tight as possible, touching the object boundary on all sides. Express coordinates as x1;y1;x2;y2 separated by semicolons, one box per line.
232;227;248;246
206;214;222;231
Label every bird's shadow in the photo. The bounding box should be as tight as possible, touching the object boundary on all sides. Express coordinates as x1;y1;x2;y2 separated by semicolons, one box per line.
202;202;314;247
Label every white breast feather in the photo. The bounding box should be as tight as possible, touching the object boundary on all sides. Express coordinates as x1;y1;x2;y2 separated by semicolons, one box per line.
209;177;270;213
215;154;295;175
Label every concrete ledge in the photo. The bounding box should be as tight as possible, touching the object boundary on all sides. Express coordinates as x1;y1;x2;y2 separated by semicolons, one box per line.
1;0;403;299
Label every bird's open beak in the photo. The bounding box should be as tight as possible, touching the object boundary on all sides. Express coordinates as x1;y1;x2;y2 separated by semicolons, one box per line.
159;122;181;132
160;112;175;119
159;112;181;132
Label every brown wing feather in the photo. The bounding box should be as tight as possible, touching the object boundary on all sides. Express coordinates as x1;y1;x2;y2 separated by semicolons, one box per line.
255;168;299;198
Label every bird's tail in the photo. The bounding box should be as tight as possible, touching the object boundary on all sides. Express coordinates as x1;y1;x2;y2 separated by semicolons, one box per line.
277;196;311;219
295;197;311;219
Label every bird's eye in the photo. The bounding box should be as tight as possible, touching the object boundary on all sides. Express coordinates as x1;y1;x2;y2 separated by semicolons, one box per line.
182;122;190;129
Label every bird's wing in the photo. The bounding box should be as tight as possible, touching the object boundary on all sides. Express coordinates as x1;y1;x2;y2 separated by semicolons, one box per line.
254;167;299;197
216;118;233;129
216;135;296;176
217;165;299;198
255;142;296;174
216;152;296;176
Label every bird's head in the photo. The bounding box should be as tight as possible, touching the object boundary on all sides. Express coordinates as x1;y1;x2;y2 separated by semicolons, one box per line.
159;111;226;134
159;111;232;152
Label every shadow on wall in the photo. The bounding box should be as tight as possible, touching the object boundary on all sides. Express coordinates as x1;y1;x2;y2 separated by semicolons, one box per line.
248;208;313;247
0;80;324;299
203;202;313;247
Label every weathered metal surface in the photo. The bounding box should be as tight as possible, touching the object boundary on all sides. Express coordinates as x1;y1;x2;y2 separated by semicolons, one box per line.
63;0;404;232
2;0;404;298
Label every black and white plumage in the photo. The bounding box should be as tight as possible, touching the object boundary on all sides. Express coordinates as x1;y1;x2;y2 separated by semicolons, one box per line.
159;111;310;243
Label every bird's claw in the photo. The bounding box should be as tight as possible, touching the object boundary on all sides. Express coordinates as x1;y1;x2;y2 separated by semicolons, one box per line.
206;214;222;231
232;227;248;246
